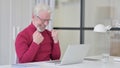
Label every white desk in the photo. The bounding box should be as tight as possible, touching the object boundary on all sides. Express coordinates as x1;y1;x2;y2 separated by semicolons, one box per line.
1;56;120;68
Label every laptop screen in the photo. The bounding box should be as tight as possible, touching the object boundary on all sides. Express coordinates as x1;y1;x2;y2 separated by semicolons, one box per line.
60;44;89;65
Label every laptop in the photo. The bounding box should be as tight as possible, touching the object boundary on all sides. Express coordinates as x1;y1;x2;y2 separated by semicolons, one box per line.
48;44;89;65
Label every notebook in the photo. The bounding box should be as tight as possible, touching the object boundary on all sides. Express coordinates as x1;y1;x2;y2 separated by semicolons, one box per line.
48;44;89;65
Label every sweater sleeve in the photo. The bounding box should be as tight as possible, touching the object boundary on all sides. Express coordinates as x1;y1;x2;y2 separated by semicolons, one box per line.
15;34;40;63
51;42;61;60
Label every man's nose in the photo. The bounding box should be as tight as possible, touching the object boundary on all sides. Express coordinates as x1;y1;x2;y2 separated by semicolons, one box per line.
44;21;49;25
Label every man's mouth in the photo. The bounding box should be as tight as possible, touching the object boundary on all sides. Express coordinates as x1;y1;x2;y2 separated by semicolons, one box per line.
37;27;45;32
37;25;46;32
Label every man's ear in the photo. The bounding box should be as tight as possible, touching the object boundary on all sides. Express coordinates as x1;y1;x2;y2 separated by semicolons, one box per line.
32;13;34;19
32;13;36;22
32;14;35;23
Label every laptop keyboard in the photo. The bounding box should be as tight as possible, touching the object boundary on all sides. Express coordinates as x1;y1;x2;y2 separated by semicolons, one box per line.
47;60;61;64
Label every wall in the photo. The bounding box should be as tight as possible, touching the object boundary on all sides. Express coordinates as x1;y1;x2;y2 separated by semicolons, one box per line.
111;0;120;19
53;0;80;58
0;0;11;65
53;0;113;57
85;0;113;56
0;0;33;65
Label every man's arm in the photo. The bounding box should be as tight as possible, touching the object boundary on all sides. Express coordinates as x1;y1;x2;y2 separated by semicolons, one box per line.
15;34;40;63
50;30;61;60
51;42;61;60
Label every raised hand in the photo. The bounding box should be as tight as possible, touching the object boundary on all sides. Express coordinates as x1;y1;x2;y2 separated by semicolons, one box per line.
33;31;44;45
51;30;59;43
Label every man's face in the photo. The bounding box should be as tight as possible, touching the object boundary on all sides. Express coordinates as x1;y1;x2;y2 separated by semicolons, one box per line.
34;11;50;32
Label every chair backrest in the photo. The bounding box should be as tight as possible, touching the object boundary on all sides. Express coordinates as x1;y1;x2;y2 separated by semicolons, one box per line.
11;45;18;64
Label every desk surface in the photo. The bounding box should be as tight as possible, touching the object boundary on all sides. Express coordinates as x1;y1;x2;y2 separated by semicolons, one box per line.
1;56;120;68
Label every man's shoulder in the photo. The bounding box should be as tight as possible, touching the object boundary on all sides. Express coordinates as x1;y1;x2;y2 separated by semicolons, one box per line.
17;25;31;37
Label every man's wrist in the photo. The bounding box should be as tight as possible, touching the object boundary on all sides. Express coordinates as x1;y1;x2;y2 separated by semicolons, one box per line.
33;40;40;45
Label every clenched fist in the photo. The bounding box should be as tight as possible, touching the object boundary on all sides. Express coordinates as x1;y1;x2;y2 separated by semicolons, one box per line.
51;30;59;43
33;31;44;45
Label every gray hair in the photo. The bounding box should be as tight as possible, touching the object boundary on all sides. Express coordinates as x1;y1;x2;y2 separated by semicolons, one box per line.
33;4;51;16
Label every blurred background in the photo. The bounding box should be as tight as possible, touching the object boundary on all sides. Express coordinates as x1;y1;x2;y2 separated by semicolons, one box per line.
0;0;120;65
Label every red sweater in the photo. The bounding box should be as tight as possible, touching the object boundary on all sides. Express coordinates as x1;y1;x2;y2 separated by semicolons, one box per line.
15;23;61;63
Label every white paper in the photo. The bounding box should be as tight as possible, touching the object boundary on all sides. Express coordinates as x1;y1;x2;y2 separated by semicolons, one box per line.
12;64;40;68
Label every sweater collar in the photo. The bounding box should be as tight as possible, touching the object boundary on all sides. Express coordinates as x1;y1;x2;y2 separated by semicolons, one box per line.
29;22;47;33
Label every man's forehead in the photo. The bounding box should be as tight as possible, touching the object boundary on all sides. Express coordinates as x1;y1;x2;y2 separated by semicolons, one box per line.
38;11;50;18
39;11;50;15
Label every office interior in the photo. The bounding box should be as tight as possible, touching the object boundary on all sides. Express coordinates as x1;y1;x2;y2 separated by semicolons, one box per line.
0;0;120;65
